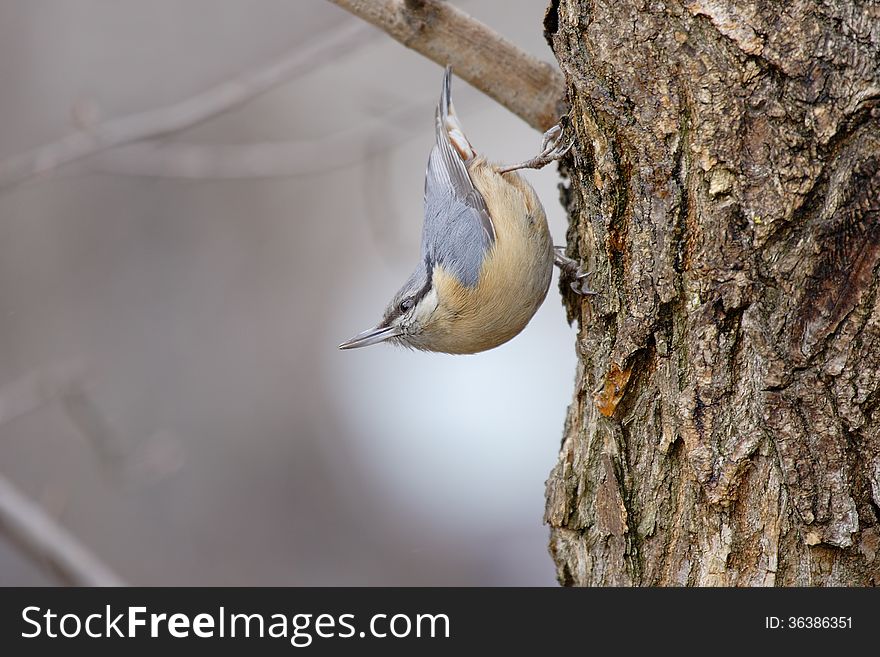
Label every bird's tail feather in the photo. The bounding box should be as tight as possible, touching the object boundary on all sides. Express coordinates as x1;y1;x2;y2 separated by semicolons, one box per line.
438;66;476;161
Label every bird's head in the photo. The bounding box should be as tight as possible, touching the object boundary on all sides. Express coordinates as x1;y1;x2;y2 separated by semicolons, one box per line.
338;260;441;351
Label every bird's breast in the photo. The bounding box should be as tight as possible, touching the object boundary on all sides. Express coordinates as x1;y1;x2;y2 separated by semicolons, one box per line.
416;163;554;354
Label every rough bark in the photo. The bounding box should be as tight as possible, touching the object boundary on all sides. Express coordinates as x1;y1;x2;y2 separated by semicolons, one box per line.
544;0;880;585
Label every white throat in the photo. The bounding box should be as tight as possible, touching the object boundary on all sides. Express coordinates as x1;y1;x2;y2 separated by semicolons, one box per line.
411;287;439;328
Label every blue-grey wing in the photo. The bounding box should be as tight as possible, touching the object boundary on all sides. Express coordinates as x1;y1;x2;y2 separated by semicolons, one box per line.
421;67;495;288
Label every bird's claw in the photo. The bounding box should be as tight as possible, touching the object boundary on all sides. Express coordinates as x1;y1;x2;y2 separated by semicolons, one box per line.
538;121;574;163
569;271;598;296
498;118;574;174
554;246;597;296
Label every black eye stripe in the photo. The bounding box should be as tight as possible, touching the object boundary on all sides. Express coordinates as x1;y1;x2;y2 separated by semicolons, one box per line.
415;257;434;303
380;258;435;327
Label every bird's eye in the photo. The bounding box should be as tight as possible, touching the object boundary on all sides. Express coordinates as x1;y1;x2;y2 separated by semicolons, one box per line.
399;298;415;313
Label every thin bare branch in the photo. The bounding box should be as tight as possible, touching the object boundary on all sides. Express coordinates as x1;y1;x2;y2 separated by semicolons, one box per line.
0;363;184;482
85;102;428;180
0;360;85;427
0;21;375;190
327;0;567;132
0;475;125;586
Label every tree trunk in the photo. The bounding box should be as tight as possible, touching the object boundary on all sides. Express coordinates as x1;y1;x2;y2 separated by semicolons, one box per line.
544;0;880;585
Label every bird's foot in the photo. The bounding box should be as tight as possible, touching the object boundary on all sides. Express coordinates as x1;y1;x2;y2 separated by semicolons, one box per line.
498;118;574;174
554;247;597;296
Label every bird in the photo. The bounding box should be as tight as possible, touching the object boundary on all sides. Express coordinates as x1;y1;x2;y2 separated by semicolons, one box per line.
339;66;588;354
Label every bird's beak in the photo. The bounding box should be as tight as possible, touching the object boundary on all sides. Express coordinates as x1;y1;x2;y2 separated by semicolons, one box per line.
338;325;401;350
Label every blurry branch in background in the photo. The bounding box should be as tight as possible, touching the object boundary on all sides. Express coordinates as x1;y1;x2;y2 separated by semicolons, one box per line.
0;21;376;190
0;0;564;188
85;102;428;180
0;475;125;586
0;361;125;468
62;387;128;470
0;362;186;480
0;361;86;427
0;362;184;584
0;1;564;187
326;0;566;131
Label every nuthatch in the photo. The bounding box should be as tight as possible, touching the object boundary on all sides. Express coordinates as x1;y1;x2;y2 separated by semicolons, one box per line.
340;66;588;354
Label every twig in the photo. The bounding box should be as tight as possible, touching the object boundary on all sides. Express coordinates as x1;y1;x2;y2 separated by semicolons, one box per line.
0;474;126;586
0;21;375;190
0;361;126;466
327;0;566;132
0;361;182;481
85;101;429;179
0;360;84;427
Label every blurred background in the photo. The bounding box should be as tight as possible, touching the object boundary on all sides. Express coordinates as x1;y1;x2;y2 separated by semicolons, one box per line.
0;0;577;586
